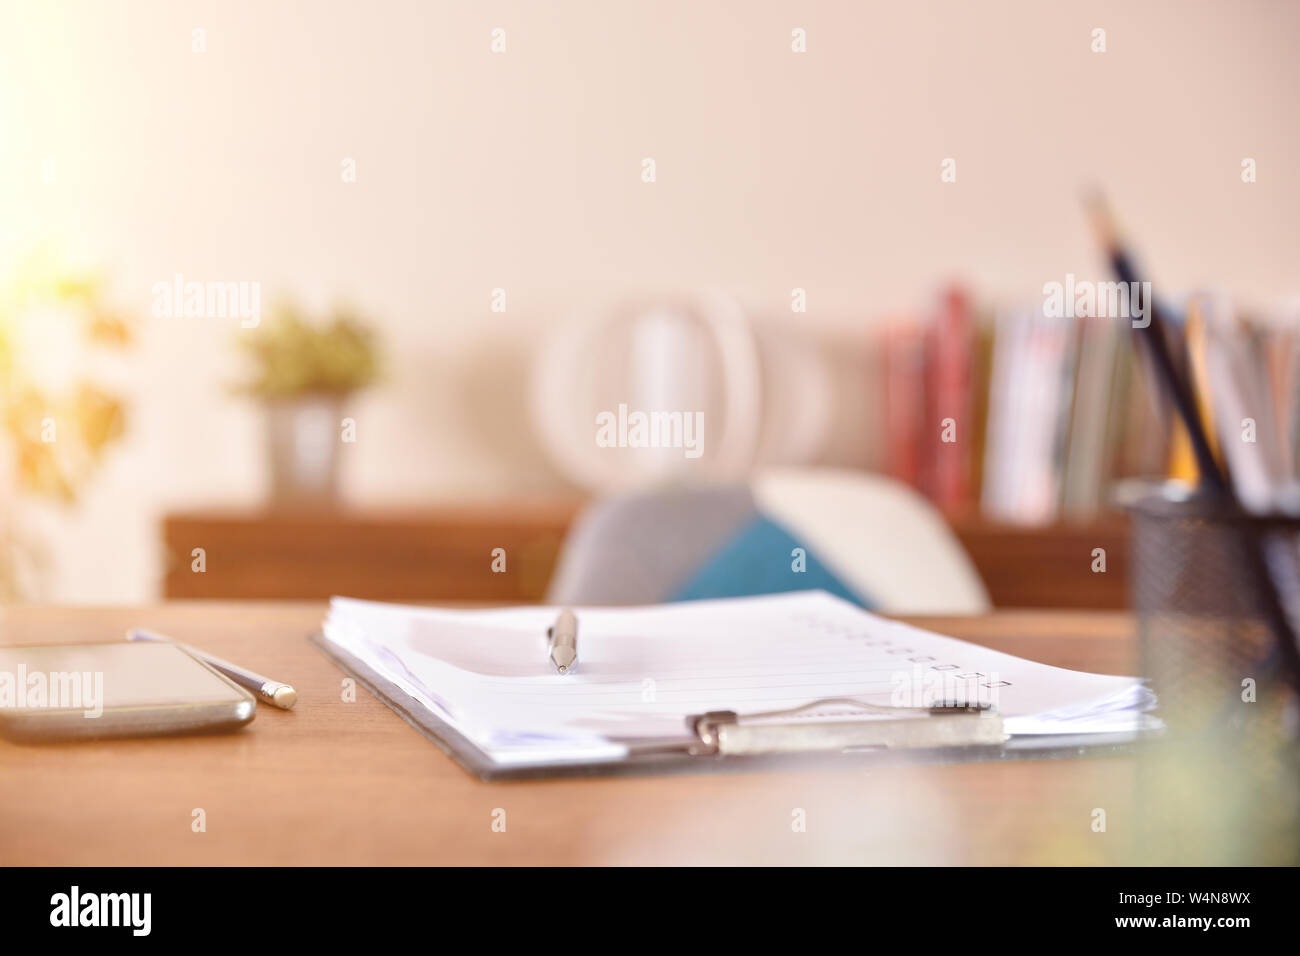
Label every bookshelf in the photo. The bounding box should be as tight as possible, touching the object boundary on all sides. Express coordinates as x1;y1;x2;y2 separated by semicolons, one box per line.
163;501;1132;609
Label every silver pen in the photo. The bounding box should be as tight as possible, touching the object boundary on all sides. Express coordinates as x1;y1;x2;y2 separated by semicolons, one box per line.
127;629;298;709
547;609;578;675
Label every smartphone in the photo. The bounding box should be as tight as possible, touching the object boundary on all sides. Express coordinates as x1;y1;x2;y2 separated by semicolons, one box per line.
0;642;256;741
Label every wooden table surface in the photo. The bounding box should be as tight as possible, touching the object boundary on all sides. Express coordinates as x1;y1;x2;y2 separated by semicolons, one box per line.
0;604;1212;865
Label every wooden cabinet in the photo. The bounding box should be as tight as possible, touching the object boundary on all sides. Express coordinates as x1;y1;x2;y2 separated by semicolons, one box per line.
163;501;583;602
949;515;1130;610
163;503;1131;608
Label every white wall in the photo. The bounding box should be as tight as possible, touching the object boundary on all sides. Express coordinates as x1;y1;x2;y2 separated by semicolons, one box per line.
2;0;1298;602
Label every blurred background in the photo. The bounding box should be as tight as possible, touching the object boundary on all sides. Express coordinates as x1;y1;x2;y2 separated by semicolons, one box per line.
1;0;1298;607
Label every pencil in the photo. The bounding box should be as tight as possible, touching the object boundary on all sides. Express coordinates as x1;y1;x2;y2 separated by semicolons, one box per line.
127;629;298;709
1084;191;1300;699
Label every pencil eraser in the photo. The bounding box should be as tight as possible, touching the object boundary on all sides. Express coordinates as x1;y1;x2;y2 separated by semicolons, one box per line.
272;686;297;709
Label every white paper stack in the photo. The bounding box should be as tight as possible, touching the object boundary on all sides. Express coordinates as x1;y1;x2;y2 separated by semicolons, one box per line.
320;591;1157;769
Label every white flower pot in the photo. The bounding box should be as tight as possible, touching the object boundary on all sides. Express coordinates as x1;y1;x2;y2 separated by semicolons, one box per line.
265;394;344;507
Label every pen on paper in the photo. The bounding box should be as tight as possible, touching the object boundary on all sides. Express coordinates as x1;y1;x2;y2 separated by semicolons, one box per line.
547;609;578;675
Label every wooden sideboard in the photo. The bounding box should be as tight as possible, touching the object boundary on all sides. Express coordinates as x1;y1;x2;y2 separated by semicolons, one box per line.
162;500;583;603
951;514;1131;609
162;502;1131;608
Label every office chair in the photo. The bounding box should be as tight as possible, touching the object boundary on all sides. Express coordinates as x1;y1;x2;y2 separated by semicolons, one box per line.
546;467;991;614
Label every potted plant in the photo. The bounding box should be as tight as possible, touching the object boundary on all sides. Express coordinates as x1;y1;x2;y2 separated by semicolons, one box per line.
238;302;380;508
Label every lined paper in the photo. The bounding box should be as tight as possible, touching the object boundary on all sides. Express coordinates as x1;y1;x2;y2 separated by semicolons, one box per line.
321;591;1156;768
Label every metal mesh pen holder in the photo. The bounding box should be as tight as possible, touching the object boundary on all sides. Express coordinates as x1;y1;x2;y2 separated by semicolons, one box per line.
1129;491;1300;750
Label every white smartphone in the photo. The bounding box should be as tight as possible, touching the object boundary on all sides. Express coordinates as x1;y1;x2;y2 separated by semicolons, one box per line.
0;642;256;741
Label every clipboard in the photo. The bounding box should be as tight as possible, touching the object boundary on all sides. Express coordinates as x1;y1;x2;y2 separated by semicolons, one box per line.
310;632;1152;781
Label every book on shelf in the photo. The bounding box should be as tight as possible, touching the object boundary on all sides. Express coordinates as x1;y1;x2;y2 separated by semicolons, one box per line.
872;287;1300;525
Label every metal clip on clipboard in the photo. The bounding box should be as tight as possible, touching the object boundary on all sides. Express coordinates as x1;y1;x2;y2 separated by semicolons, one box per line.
311;629;1034;780
685;698;1006;757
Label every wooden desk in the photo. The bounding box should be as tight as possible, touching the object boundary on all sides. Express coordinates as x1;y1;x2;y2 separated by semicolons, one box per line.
0;605;1262;865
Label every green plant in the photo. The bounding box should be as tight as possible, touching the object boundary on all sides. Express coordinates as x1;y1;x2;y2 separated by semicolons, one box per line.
0;247;131;503
238;302;381;399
